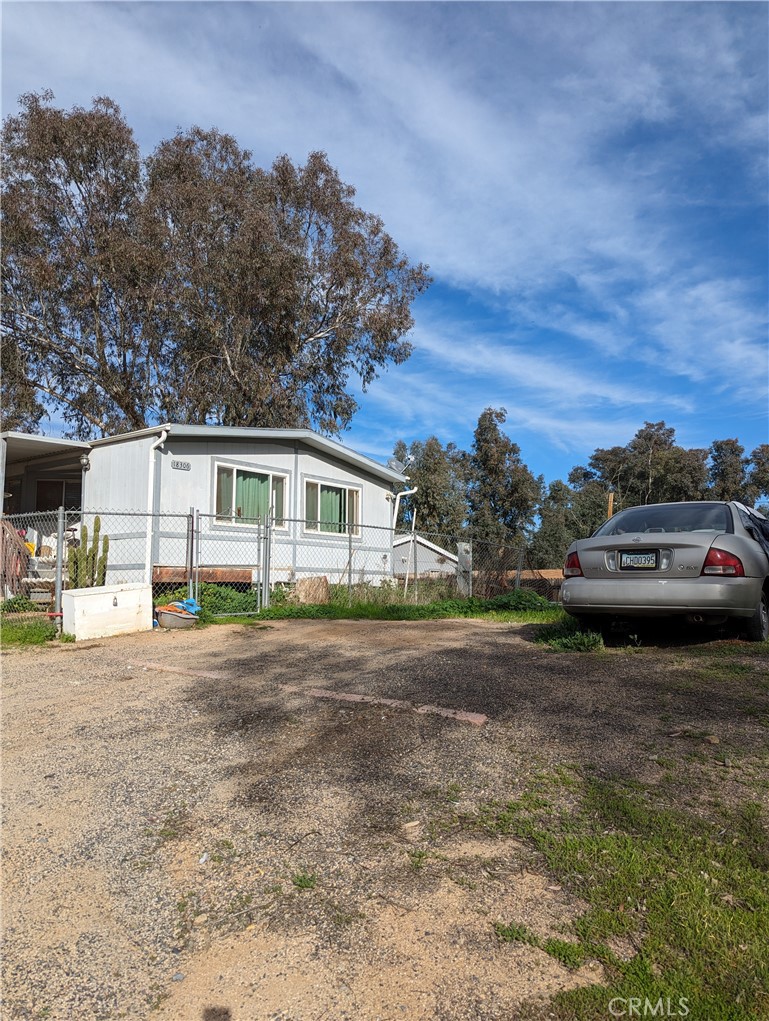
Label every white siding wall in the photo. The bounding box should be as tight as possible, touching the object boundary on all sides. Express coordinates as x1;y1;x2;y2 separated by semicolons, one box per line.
393;540;458;576
87;436;155;512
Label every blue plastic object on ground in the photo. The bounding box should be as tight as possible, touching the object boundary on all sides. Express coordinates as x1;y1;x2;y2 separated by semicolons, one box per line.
169;598;201;616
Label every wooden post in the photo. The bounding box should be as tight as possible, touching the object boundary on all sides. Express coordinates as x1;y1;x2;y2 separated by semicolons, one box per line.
607;490;615;518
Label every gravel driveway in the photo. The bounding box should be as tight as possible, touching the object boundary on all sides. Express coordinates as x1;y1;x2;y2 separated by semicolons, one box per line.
3;619;767;1021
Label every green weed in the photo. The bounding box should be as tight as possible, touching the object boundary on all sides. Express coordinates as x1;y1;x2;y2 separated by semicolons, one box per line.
496;920;540;946
534;615;605;652
408;848;430;870
542;937;587;970
145;805;190;846
291;871;317;890
209;838;237;863
1;616;58;645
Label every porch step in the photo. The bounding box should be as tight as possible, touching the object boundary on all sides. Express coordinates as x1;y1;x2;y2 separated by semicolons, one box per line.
20;580;56;606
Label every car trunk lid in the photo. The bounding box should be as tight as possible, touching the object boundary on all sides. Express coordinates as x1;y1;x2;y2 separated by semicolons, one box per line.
575;533;722;579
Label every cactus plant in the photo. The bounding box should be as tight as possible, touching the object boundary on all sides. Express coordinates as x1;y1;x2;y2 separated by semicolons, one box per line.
96;535;109;586
68;517;110;588
67;545;79;589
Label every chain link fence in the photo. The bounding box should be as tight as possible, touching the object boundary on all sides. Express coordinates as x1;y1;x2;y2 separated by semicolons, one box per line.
1;508;562;625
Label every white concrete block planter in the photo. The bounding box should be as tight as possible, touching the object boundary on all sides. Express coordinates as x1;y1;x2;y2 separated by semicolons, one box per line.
62;583;153;641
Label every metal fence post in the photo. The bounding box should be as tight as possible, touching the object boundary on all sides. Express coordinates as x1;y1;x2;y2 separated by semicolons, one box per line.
347;523;353;603
261;512;271;609
457;541;472;598
412;516;419;603
54;505;65;625
194;508;201;605
515;546;525;589
259;516;263;612
186;507;195;601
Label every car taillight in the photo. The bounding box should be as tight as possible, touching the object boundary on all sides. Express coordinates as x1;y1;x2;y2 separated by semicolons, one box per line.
564;552;583;577
701;548;745;577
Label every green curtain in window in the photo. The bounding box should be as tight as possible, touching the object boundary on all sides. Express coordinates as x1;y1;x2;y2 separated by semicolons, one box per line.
216;467;234;518
272;477;284;524
306;482;318;528
320;485;345;533
236;471;269;520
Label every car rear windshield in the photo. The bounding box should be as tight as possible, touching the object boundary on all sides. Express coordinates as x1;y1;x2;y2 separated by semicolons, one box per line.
593;503;732;537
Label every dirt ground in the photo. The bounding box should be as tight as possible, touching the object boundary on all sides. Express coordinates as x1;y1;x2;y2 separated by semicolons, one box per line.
2;618;768;1021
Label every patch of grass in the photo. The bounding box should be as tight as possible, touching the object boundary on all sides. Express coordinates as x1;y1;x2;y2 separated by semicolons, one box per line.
551;630;605;653
144;804;190;847
542;937;587;970
689;640;769;659
225;891;254;916
496;920;540;946
534;616;605;652
174;889;202;940
0;615;58;645
290;870;317;890
486;606;564;624
162;583;560;625
451;874;478;891
475;777;769;1020
696;661;760;685
408;848;430;870
327;901;367;926
534;766;582;793
209;838;237;864
211;588;562;624
445;781;463;803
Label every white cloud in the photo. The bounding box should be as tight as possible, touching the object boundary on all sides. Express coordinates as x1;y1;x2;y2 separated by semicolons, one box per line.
2;1;766;481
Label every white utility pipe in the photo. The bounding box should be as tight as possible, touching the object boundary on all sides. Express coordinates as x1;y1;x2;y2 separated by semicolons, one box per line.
392;486;418;530
145;430;168;584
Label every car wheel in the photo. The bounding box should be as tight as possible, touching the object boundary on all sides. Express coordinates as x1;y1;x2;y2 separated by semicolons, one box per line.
745;590;769;643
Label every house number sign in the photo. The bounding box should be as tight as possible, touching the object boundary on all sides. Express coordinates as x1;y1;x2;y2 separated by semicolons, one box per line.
171;460;191;471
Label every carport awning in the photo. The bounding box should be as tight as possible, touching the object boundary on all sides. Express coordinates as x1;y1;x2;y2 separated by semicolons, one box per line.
1;432;91;466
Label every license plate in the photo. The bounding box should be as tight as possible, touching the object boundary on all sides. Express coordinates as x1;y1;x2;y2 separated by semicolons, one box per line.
619;550;658;570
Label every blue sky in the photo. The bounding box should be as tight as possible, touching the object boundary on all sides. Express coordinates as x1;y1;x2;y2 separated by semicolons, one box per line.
3;1;768;485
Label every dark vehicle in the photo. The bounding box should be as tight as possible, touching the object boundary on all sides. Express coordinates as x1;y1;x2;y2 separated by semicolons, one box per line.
561;501;769;641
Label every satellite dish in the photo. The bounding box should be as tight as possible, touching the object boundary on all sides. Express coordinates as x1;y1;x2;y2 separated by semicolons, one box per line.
387;458;406;474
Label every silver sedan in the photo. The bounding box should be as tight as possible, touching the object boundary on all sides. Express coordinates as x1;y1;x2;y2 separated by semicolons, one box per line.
561;501;769;641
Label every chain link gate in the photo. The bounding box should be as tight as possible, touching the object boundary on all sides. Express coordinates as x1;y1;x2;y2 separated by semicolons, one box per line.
193;512;272;614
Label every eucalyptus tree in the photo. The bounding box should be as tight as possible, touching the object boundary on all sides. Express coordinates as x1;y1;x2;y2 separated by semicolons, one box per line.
392;436;468;536
573;421;708;510
1;91;430;437
467;408;542;543
746;444;769;511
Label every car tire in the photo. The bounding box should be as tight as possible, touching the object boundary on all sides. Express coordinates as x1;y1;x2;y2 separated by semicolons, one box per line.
745;590;769;643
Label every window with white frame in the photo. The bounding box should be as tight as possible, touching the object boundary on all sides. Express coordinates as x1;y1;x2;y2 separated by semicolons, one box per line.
216;465;286;526
304;480;360;535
